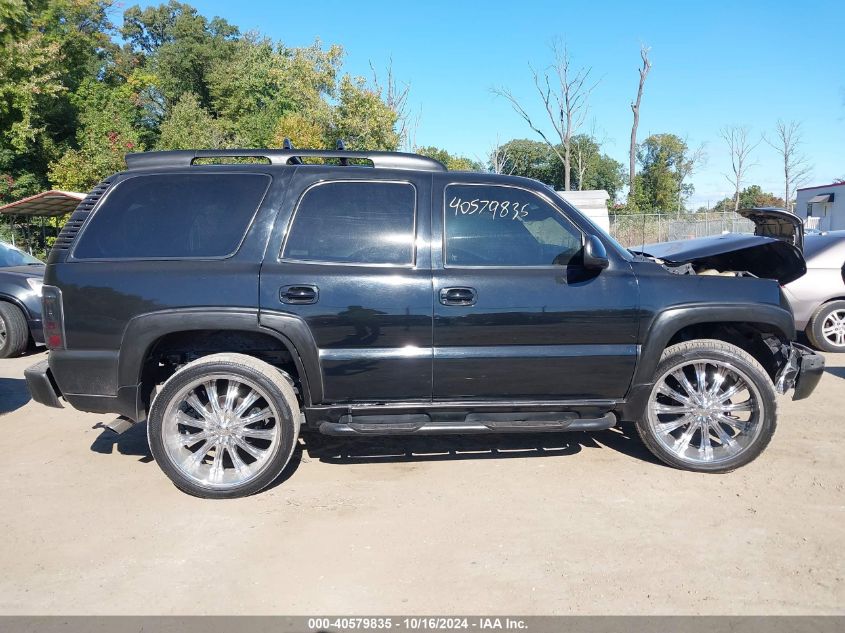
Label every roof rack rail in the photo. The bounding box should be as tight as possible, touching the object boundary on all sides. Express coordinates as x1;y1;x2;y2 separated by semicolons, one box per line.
124;148;447;172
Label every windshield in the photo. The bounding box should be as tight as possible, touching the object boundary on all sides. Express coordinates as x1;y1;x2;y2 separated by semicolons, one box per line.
0;242;43;267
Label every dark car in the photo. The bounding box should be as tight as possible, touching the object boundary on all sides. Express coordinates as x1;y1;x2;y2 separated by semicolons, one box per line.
0;241;44;357
25;148;824;498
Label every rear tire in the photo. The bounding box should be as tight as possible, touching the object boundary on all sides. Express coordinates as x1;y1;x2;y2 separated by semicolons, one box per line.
0;302;30;358
147;353;301;499
806;300;845;353
635;339;777;473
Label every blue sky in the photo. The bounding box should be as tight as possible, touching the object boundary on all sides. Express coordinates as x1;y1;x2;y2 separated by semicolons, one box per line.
127;0;844;207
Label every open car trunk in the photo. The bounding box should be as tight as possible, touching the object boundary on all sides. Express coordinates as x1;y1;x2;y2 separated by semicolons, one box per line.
635;207;806;285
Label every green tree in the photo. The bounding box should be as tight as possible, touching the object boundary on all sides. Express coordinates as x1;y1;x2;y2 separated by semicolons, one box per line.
416;146;480;171
156;92;232;150
330;75;399;151
121;1;239;113
49;78;145;190
634;133;695;211
711;185;785;212
0;0;114;202
497;139;558;185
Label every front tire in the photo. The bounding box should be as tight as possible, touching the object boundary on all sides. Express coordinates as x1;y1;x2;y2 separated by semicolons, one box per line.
806;300;845;353
0;302;30;358
147;353;301;499
635;339;777;473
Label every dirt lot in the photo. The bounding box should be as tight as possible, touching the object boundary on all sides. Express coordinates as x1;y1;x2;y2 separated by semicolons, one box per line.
0;350;842;615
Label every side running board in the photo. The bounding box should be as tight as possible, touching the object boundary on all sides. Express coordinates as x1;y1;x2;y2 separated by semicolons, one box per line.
318;412;617;437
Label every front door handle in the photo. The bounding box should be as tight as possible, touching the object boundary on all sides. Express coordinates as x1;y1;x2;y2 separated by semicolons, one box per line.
280;285;319;305
439;287;477;306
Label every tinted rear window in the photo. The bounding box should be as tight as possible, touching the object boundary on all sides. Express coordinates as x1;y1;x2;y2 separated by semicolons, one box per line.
283;181;416;265
73;173;270;259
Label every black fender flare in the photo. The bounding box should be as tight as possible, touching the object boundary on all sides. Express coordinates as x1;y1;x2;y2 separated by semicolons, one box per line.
119;307;323;406
620;302;794;421
0;292;34;320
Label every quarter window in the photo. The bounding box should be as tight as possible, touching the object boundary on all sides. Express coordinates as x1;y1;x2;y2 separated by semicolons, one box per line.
283;181;416;265
444;184;583;267
73;173;270;259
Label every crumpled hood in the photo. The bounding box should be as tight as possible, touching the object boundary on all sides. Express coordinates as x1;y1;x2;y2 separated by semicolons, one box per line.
635;207;807;285
638;234;806;284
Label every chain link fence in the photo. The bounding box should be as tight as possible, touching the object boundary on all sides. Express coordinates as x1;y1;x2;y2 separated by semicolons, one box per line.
609;211;756;248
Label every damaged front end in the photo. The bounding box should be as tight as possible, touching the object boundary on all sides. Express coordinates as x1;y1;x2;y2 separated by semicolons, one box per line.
634;207;807;285
774;341;825;400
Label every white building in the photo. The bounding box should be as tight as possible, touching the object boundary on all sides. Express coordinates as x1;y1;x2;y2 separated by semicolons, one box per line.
795;182;845;231
556;189;610;233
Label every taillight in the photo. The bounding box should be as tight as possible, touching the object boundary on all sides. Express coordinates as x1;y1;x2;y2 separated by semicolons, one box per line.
41;285;66;349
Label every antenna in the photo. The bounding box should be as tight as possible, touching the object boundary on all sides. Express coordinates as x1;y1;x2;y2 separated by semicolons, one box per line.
336;139;348;166
282;138;302;165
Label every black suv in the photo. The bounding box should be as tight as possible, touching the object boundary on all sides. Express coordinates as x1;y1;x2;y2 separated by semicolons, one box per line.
25;148;824;498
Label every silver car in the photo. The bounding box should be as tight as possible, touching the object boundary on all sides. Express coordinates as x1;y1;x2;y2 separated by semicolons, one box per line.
783;231;845;352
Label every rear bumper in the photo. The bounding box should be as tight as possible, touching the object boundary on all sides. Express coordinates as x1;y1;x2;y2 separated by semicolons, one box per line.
775;343;825;401
24;359;63;408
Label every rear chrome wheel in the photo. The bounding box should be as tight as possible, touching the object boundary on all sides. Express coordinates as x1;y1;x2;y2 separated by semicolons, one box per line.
636;340;776;473
148;353;300;498
162;374;282;490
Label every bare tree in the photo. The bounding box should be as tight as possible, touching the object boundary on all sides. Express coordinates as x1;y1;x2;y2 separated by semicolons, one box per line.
628;46;651;202
720;125;760;211
370;59;418;151
677;141;707;211
488;135;513;175
765;120;812;211
493;41;597;190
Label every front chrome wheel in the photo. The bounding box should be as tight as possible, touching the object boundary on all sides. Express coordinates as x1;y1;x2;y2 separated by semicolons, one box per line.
646;359;764;466
161;373;282;491
821;309;845;348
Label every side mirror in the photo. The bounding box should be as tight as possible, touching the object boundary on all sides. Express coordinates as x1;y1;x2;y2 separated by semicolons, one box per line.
583;234;609;270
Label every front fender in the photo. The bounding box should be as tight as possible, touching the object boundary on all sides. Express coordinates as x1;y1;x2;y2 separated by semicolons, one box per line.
620;302;794;421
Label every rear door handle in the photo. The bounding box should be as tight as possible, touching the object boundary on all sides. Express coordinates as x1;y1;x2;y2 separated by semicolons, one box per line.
280;285;319;305
439;287;477;306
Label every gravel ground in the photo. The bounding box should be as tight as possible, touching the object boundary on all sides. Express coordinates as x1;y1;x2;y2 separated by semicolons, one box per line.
0;350;842;615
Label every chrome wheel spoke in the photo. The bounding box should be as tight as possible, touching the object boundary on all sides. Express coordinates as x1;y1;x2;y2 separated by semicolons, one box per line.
233;390;259;417
210;440;226;481
698;425;714;460
181;429;214;445
240;427;275;441
204;381;223;417
671;370;699;403
721;399;754;413
185;394;214;422
656;414;694;434
710;419;739;453
673;422;698;453
236;407;272;426
653;402;696;414
716;379;746;404
708;366;727;396
693;363;708;395
657;384;696;407
223;381;239;411
174;409;212;430
232;435;264;460
228;440;249;475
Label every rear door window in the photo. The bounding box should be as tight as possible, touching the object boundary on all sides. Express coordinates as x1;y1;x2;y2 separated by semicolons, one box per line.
73;173;270;259
283;181;416;265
